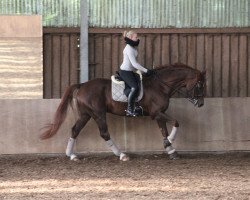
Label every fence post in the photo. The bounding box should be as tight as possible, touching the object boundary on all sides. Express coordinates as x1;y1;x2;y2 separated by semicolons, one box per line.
80;0;88;83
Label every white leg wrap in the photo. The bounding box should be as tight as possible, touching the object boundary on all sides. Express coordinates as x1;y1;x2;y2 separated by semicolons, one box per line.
166;145;176;155
106;139;122;156
167;127;178;143
66;137;75;157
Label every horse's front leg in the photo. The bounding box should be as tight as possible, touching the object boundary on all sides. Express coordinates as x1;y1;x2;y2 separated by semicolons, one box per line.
156;113;179;159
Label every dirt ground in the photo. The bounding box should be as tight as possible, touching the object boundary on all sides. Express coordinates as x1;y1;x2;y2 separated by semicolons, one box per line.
0;153;249;200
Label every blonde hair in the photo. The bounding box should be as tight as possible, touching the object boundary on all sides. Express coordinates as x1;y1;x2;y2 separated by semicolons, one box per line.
123;30;137;38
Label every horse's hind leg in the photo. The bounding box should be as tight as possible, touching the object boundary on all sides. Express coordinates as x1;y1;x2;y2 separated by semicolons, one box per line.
156;113;179;160
92;113;129;161
66;114;91;161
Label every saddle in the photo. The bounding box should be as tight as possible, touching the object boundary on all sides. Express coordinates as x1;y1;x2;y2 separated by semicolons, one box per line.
111;71;144;102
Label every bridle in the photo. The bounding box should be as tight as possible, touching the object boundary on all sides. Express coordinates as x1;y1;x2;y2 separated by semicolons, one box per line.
152;72;205;106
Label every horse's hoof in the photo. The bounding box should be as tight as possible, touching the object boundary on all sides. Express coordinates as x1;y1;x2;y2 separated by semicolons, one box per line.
169;151;179;160
72;157;80;162
120;153;130;161
70;154;80;161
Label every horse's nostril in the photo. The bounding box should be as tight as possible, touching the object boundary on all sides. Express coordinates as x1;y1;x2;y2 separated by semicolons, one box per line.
199;102;204;107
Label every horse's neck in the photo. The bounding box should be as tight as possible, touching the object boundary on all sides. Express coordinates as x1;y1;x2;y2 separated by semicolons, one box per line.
158;69;192;94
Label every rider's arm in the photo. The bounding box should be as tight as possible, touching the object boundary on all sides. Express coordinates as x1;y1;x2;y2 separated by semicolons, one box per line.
126;49;148;73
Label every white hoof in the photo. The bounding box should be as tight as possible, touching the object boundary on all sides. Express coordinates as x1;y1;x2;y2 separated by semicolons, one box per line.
120;153;129;161
70;154;79;161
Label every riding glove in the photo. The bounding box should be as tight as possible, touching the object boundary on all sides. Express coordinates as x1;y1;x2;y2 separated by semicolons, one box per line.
144;69;155;77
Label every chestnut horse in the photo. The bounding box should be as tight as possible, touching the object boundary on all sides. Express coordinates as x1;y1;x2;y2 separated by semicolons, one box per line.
41;63;206;161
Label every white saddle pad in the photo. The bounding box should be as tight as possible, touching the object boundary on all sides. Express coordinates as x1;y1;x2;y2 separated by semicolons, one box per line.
111;72;143;102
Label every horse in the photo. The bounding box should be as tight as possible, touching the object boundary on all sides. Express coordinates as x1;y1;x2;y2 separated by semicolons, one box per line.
40;63;206;161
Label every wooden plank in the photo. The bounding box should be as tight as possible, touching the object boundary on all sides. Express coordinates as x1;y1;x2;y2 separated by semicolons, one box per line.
43;34;52;99
222;35;230;97
145;34;153;68
187;35;196;68
170;34;179;64
196;34;205;72
94;35;103;78
248;35;250;96
230;35;239;97
111;34;119;74
239;35;247;97
87;28;250;34
137;35;146;67
52;35;61;98
213;35;222;97
161;34;170;66
88;34;95;80
69;34;79;84
118;35;125;69
170;34;179;97
205;35;213;97
152;35;161;67
179;34;187;64
61;34;70;96
103;35;112;79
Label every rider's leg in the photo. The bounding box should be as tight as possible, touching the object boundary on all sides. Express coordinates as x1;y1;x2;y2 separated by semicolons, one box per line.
119;70;140;116
127;87;139;116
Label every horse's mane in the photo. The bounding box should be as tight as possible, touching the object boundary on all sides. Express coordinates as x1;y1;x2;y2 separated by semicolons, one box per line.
153;63;197;72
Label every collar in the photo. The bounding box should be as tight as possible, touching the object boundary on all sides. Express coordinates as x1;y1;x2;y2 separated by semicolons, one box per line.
124;37;140;47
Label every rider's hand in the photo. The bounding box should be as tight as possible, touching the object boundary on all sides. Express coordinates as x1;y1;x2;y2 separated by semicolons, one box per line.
144;69;155;77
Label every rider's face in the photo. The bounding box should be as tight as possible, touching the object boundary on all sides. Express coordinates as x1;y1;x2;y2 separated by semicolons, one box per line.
130;33;138;41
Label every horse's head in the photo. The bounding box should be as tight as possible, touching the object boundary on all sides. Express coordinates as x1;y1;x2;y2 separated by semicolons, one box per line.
153;63;206;107
185;70;206;107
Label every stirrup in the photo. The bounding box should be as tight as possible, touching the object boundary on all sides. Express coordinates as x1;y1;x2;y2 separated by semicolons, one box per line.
134;106;143;116
125;109;138;117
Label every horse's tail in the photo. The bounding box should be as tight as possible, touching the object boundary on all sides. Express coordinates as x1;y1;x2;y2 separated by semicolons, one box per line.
40;84;80;140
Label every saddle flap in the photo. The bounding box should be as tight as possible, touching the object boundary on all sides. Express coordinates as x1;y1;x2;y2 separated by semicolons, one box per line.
111;75;124;85
111;71;144;102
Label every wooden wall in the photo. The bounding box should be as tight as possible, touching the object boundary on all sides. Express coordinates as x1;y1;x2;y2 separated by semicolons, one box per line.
43;28;250;98
43;31;79;98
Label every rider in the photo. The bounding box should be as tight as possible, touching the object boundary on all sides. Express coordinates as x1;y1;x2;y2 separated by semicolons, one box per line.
119;30;154;117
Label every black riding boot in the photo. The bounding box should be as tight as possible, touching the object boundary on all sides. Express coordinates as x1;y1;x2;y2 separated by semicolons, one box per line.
126;88;138;117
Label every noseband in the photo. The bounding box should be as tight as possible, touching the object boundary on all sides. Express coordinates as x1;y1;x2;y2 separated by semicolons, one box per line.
185;80;205;105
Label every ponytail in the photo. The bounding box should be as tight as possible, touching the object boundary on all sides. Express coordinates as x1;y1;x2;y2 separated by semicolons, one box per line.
123;30;128;38
123;30;136;38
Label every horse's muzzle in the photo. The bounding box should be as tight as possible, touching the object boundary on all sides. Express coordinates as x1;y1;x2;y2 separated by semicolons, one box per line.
197;98;204;107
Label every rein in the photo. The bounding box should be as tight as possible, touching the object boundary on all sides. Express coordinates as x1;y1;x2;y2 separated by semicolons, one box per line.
152;72;199;105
